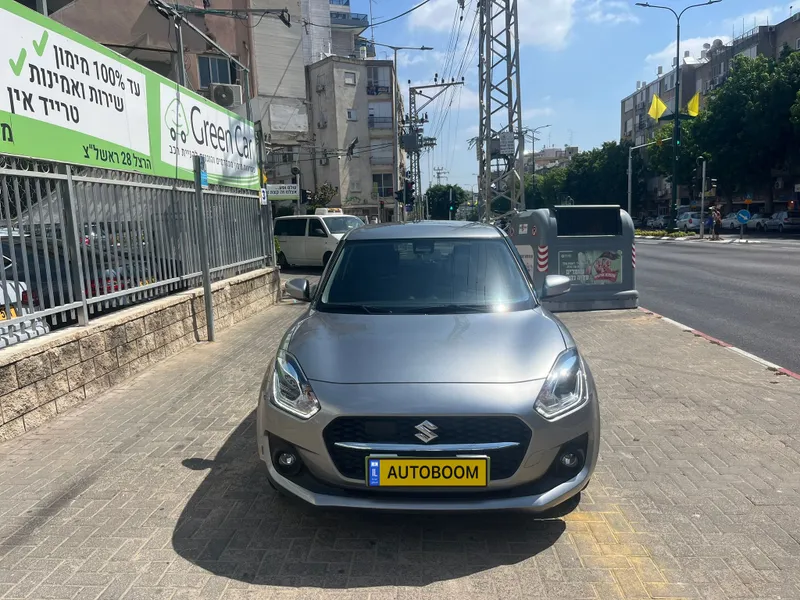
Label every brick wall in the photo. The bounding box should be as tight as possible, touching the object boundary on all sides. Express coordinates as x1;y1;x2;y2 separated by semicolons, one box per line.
0;267;281;441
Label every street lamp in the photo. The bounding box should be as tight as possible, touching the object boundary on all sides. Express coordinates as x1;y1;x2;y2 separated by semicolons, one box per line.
635;0;721;230
371;42;433;222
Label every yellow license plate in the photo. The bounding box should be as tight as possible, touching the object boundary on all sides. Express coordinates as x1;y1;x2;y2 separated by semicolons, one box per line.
366;457;489;487
0;307;18;320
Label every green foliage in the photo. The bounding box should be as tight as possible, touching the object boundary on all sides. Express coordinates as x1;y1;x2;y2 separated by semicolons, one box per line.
647;121;704;189
525;168;568;208
465;207;480;222
306;182;337;214
635;229;695;238
425;184;470;220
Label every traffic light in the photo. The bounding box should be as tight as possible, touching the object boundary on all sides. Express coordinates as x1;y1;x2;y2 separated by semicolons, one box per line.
379;200;385;210
405;180;415;206
394;190;403;204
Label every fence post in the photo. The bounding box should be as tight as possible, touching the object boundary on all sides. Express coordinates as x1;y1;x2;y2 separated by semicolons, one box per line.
60;165;89;326
193;156;215;342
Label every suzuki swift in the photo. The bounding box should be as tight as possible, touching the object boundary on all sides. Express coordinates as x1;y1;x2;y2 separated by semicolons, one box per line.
257;221;600;511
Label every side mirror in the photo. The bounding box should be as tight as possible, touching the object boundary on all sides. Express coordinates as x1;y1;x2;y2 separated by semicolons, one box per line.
542;274;571;299
285;278;310;302
312;227;327;237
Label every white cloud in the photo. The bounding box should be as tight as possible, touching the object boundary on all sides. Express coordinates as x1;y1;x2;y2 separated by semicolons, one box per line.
644;35;731;72
410;0;577;50
584;0;639;25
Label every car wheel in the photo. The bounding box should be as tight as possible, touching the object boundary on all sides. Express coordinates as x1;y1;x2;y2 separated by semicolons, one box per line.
278;252;289;268
322;251;332;268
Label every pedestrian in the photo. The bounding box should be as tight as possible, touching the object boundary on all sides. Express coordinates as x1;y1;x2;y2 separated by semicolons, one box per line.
713;206;722;240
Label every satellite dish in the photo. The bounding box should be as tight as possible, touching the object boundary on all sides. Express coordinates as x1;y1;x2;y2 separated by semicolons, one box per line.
212;85;235;108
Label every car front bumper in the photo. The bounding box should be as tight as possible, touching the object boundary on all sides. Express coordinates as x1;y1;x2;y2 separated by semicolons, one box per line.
256;369;600;512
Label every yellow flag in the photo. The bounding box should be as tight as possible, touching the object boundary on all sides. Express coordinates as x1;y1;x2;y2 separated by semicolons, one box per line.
687;92;700;117
648;94;668;120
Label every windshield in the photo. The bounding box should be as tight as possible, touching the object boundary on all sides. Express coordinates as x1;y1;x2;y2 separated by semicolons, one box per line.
324;216;364;234
318;238;535;314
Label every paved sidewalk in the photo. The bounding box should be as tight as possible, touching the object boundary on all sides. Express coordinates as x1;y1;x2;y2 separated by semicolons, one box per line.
0;304;799;599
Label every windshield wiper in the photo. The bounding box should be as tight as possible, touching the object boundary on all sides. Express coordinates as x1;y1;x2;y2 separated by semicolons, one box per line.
319;303;395;314
402;304;490;314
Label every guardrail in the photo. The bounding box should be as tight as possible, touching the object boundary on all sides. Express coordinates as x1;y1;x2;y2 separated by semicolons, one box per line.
0;155;270;348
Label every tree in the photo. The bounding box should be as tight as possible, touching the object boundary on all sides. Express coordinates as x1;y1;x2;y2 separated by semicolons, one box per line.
561;141;641;208
425;184;469;220
647;122;705;199
306;182;337;214
537;167;568;208
465;207;480;222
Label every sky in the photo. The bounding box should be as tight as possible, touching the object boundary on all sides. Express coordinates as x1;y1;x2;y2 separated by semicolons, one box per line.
356;0;796;191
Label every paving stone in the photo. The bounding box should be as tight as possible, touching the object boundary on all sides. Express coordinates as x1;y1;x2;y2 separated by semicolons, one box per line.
0;307;798;600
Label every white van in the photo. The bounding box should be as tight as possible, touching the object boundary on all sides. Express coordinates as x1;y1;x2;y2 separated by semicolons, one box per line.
274;210;364;267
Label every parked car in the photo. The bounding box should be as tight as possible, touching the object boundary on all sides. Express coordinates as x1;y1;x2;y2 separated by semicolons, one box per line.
720;212;740;230
650;215;672;229
274;209;364;268
765;211;800;233
746;213;771;231
260;221;600;512
676;212;702;232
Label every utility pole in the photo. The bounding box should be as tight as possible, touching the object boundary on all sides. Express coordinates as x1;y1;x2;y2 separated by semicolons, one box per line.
478;0;525;221
405;78;464;220
434;167;449;185
371;43;432;222
698;156;707;238
449;187;453;220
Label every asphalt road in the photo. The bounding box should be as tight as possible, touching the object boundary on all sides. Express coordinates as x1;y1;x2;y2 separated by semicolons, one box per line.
635;239;800;373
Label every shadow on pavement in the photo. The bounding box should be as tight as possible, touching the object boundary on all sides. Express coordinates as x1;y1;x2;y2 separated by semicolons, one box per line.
172;411;569;589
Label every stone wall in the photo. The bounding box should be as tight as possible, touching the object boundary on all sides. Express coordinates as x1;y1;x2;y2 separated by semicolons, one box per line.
0;268;281;441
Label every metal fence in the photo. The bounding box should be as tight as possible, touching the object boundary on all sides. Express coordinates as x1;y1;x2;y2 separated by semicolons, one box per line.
0;154;271;347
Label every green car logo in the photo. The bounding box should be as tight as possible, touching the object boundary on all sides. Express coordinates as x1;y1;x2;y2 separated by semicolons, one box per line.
164;98;189;144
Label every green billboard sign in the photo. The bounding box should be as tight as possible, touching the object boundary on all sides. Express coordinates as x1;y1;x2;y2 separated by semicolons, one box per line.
0;0;258;189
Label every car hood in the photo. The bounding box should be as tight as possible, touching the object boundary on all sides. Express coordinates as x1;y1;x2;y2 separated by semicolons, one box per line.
285;308;567;384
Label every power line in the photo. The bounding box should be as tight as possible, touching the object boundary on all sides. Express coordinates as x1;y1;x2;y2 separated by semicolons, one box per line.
303;0;434;30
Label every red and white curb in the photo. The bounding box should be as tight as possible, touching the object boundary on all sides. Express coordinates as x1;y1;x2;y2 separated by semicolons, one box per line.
638;307;800;381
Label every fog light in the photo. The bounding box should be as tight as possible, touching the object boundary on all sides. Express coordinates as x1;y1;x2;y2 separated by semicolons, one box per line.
560;452;579;468
278;452;297;467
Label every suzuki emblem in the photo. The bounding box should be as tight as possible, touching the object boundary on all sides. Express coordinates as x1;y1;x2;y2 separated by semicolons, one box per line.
414;420;439;443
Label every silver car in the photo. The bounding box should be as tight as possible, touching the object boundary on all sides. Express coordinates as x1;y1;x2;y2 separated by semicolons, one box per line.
257;221;600;512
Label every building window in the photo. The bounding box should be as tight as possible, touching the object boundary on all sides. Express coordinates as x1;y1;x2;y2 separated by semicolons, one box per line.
367;66;391;95
347;108;358;121
198;55;234;89
624;97;633;112
796;38;800;50
372;173;393;197
368;102;392;128
344;71;356;85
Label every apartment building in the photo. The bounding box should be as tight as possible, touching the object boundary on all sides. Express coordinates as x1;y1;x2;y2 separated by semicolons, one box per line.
620;10;800;214
524;146;579;173
304;57;403;222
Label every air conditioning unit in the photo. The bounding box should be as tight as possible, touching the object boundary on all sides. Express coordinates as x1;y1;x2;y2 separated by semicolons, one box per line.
319;157;329;165
317;120;327;129
209;84;243;108
636;102;645;110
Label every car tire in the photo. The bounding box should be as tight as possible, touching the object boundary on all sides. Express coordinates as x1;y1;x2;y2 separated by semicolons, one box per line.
278;252;289;268
322;251;332;268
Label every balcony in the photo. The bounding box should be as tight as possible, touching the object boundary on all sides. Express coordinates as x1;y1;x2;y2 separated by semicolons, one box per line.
329;0;350;5
368;116;393;129
367;83;391;95
330;11;369;31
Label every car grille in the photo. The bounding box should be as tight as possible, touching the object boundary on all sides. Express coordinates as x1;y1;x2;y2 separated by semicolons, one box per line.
323;416;532;482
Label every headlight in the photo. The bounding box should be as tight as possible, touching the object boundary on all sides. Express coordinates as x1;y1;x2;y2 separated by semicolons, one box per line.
270;350;320;419
534;348;587;419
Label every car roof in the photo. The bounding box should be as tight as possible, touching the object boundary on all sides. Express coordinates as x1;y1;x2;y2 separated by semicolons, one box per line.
275;214;358;219
345;220;503;241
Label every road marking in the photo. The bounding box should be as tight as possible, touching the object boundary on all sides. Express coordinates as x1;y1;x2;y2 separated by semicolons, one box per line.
638;306;800;381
